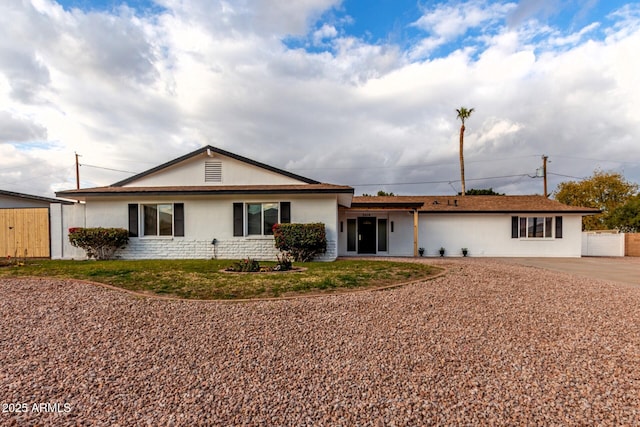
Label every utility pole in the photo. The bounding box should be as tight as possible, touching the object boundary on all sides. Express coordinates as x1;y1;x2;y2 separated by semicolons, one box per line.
75;152;81;190
542;155;548;197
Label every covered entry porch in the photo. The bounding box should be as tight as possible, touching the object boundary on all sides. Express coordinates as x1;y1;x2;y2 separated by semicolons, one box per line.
338;201;423;257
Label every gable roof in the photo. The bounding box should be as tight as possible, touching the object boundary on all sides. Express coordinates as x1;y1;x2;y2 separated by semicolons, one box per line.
351;195;601;214
0;189;74;205
56;145;354;202
112;145;320;187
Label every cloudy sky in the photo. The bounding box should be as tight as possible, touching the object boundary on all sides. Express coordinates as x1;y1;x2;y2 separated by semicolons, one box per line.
1;0;639;197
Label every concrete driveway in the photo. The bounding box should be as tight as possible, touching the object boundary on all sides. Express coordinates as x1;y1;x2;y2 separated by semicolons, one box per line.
499;257;639;287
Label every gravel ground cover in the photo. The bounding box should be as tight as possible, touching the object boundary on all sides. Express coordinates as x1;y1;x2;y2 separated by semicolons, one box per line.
1;258;639;426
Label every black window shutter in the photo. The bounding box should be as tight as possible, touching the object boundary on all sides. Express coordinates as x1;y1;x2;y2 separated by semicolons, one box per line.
555;216;563;238
174;203;185;236
511;216;519;238
233;203;244;236
280;202;291;224
128;204;139;237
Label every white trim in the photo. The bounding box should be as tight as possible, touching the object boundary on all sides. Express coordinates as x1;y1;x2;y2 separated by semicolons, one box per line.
140;203;175;237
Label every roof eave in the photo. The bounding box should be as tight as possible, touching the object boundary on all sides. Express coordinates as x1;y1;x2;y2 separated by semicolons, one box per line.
420;209;601;214
0;189;75;205
349;202;425;210
56;187;354;199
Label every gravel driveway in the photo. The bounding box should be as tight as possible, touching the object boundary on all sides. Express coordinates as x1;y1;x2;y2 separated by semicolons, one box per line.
2;259;639;426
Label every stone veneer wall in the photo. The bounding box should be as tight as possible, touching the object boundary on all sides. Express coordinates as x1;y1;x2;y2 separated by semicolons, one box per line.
117;238;337;261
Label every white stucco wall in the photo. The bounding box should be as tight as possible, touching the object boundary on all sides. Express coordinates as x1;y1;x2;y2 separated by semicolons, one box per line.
50;203;87;259
76;194;339;261
422;214;583;257
389;212;417;256
124;153;305;187
338;211;585;257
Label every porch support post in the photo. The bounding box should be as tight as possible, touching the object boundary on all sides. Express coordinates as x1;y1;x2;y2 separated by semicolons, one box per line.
413;209;418;257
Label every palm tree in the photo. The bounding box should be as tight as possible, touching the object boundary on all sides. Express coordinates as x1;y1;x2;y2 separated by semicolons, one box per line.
456;107;474;196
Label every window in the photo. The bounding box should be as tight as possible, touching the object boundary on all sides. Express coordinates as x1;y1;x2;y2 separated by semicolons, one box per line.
513;216;555;238
128;203;184;237
143;204;173;236
128;204;139;237
555;216;563;238
377;219;388;252
347;219;357;251
233;202;290;237
247;203;278;235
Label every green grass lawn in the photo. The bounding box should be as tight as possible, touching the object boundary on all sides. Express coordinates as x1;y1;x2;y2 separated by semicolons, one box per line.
0;258;441;300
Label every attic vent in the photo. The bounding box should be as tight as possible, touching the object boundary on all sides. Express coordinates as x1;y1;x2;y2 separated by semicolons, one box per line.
205;161;222;182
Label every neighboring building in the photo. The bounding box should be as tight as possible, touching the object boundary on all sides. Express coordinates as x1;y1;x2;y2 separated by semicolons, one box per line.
55;145;599;260
0;189;68;208
0;190;73;258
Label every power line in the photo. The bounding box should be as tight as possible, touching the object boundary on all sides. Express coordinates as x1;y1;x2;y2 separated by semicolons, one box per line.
291;152;640;173
0;165;30;172
550;154;639;165
289;155;541;171
548;172;586;180
80;163;139;174
0;170;71;187
351;173;531;187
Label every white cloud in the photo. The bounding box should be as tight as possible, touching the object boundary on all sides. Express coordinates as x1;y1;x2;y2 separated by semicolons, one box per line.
607;3;640;39
409;0;516;57
0;48;50;103
412;0;512;38
507;0;559;27
0;0;638;198
0;112;48;142
549;22;600;46
157;0;341;38
313;23;338;46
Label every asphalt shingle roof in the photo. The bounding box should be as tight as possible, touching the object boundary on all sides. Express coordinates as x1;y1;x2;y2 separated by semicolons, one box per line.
351;195;600;214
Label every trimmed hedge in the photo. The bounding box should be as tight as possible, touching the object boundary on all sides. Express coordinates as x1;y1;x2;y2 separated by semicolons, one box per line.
68;227;129;260
273;223;327;262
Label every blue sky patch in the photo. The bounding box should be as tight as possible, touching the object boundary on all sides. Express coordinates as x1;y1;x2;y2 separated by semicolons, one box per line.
56;0;164;14
284;0;632;59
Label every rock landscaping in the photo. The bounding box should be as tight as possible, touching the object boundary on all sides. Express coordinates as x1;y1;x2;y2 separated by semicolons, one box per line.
1;258;639;425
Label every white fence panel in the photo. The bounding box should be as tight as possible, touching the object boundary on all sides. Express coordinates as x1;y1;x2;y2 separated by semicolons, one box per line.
581;232;625;257
50;203;87;259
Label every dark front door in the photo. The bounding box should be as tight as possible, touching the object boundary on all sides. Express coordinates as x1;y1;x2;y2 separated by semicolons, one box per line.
357;217;377;254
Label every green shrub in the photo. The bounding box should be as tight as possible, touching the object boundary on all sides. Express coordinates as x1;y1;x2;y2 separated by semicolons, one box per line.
273;223;327;262
68;227;129;260
227;258;261;272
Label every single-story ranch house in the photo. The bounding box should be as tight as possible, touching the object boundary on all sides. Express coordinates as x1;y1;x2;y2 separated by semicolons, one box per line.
54;145;599;260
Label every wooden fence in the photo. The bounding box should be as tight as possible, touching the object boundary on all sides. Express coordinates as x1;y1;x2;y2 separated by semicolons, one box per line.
626;233;640;257
0;208;50;258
